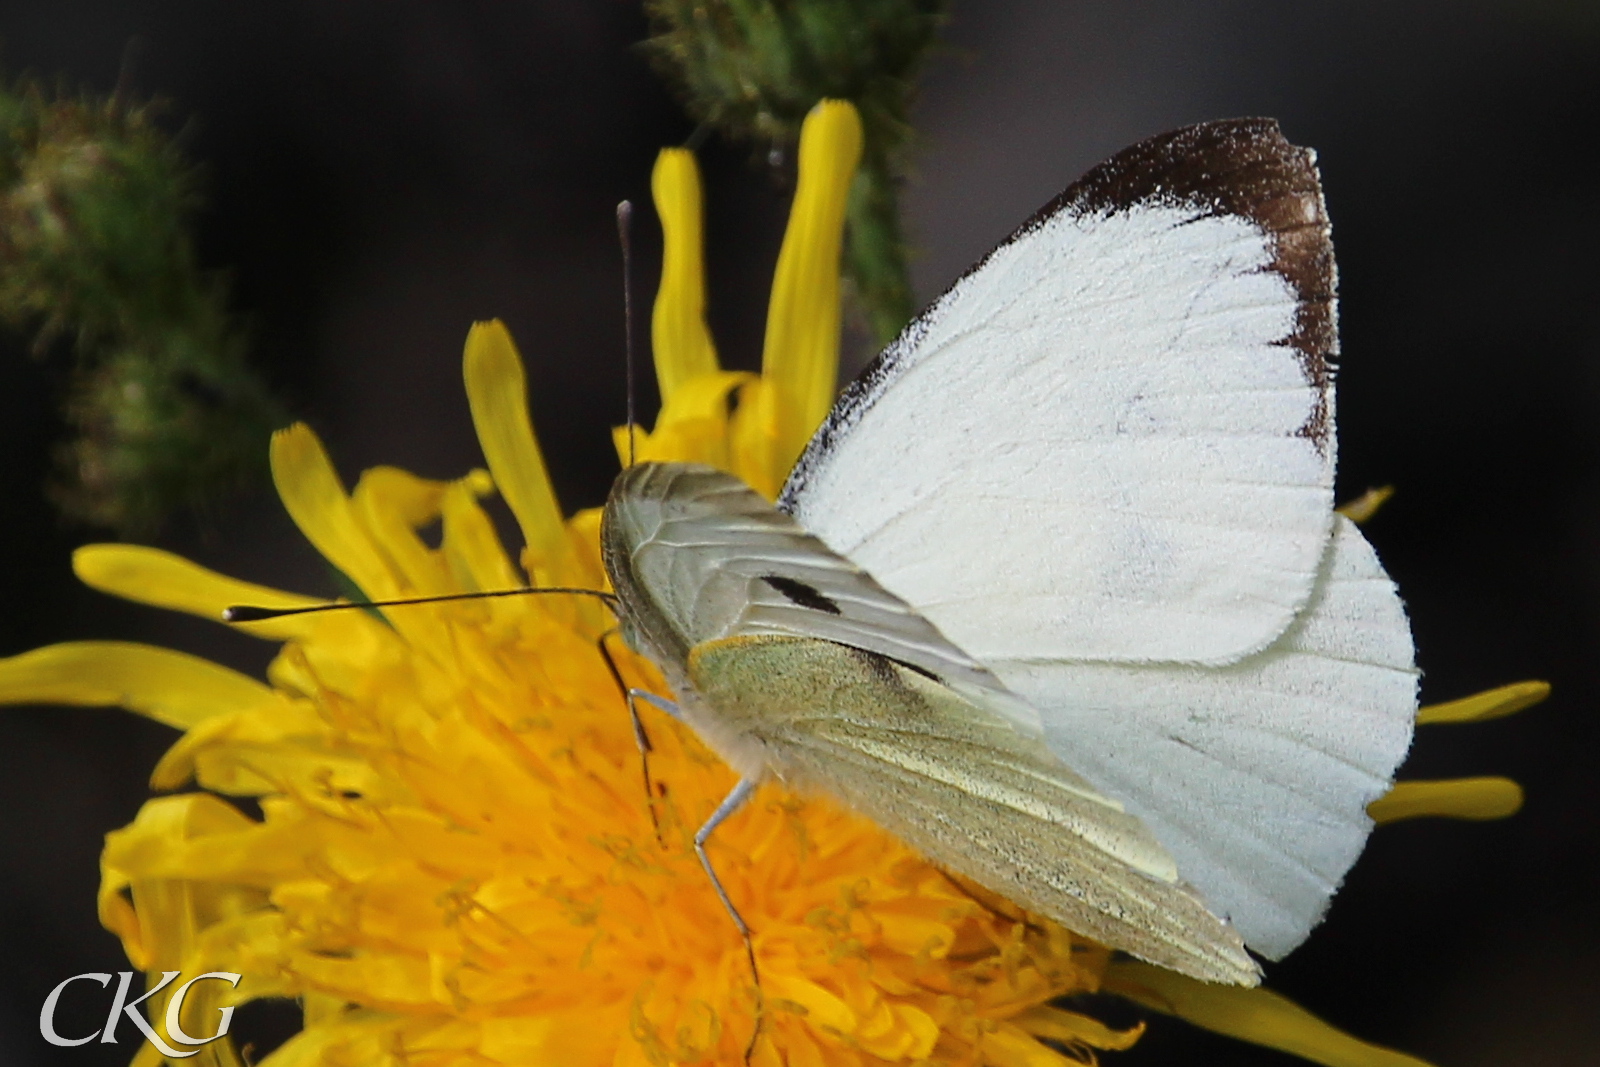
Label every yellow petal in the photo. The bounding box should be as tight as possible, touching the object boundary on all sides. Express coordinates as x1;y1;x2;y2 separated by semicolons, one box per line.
1105;961;1436;1067
1336;486;1396;524
889;1003;941;1059
255;1017;386;1067
271;424;398;600
979;1023;1085;1067
130;1042;178;1067
654;369;755;428
351;466;452;596
1014;1004;1145;1051
151;698;330;792
763;972;857;1034
99;792;269;970
193;738;391;803
0;641;274;729
614;370;754;471
651;148;720;403
1368;777;1524;824
301;992;346;1029
71;544;389;662
728;376;785;500
74;543;323;624
565;506;610;591
761;99;864;477
480;1015;561;1063
1417;680;1549;725
439;476;524;594
462;319;575;583
353;464;448;527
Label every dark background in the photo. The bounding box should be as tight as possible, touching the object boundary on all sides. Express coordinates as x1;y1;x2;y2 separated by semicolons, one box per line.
2;2;1597;1064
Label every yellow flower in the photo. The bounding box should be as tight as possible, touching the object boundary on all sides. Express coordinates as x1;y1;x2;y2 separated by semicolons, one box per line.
620;100;857;498
0;100;1543;1067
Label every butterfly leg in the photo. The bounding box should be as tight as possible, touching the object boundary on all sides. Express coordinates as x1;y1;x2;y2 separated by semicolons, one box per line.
630;689;682;720
596;630;678;845
695;778;762;1059
625;692;684;845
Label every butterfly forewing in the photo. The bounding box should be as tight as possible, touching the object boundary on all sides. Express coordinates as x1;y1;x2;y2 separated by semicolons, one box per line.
780;118;1338;669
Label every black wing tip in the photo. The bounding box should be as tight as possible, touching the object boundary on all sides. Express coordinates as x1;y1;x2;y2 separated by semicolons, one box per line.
1044;117;1309;220
1053;117;1337;453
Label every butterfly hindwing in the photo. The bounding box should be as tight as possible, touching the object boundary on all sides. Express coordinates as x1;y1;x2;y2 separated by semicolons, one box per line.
1005;516;1417;957
686;633;1260;985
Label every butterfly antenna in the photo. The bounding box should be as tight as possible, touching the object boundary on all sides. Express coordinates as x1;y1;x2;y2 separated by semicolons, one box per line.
617;199;638;468
221;586;617;623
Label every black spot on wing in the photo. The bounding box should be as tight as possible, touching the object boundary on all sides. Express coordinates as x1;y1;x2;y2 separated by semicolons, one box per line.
760;574;842;615
889;658;941;683
847;646;942;690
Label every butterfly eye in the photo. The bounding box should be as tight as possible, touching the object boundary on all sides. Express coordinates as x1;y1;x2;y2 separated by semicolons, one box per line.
760;574;842;615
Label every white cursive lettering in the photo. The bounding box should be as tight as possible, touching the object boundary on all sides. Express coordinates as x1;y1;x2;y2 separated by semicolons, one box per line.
164;972;242;1045
102;971;192;1058
41;970;246;1055
39;973;112;1047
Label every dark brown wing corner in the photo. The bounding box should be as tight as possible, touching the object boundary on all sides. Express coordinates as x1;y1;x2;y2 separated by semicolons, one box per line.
1045;118;1337;450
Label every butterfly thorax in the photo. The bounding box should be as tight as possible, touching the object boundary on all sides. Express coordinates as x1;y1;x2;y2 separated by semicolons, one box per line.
600;463;793;778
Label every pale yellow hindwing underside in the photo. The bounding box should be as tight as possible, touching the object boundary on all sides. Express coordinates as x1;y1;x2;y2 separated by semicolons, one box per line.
687;633;1260;986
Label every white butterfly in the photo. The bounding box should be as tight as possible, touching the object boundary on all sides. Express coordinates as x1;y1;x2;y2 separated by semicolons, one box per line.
601;117;1418;986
